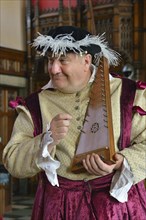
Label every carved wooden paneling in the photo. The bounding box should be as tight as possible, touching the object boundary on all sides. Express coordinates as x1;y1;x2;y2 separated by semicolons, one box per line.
133;0;146;81
86;0;146;81
0;47;26;77
0;87;18;214
120;16;133;62
0;88;18;149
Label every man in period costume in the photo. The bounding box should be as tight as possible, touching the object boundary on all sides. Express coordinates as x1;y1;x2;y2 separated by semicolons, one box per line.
3;26;146;220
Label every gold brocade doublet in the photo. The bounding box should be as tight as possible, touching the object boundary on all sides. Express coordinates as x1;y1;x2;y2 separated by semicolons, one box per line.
39;84;95;180
39;81;121;181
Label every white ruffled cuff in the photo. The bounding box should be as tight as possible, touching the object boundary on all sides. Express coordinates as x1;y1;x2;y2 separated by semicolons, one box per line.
38;125;134;197
37;124;60;186
109;158;134;203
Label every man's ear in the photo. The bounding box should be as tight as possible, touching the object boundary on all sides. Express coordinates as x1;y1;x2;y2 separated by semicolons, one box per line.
84;54;92;69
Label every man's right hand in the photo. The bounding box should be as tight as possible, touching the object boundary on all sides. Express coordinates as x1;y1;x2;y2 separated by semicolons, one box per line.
50;113;72;145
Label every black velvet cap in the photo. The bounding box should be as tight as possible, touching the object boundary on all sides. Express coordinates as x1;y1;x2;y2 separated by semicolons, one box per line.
34;26;101;56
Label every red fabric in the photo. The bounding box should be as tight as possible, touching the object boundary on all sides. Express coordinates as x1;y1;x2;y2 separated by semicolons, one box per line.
118;78;136;149
9;96;26;109
132;106;146;115
136;80;146;89
32;0;77;10
31;174;146;220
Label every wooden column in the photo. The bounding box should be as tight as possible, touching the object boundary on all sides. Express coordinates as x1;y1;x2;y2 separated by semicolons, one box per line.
26;0;33;93
133;0;146;81
59;0;63;26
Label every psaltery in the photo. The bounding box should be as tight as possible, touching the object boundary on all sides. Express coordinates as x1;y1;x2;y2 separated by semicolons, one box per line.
71;57;115;173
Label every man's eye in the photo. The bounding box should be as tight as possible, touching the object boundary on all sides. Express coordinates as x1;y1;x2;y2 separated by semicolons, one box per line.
48;57;69;65
60;58;68;64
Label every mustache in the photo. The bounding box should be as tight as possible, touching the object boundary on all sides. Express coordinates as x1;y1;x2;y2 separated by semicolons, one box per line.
50;72;67;78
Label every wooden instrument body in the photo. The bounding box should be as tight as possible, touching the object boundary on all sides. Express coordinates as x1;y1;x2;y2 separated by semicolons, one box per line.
71;57;115;173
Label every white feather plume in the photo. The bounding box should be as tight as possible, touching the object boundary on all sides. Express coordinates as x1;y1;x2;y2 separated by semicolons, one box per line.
32;32;120;66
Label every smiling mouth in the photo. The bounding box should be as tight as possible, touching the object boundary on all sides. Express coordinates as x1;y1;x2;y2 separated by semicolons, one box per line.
52;74;66;80
53;76;62;80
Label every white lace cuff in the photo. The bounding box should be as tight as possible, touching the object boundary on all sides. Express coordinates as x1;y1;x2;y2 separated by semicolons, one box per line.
38;125;133;196
37;124;60;186
109;158;134;203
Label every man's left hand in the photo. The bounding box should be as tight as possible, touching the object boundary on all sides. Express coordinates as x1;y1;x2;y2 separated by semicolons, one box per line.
82;153;124;176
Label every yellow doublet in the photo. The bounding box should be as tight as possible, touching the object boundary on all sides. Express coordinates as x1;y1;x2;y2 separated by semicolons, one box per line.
40;83;92;180
39;80;121;181
2;78;146;184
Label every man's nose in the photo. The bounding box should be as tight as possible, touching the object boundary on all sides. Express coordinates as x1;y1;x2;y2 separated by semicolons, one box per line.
49;60;61;74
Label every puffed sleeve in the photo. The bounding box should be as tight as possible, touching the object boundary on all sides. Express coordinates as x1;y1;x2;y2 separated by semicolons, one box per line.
120;88;146;184
2;106;43;178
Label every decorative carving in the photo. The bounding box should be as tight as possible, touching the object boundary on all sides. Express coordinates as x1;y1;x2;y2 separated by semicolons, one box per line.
95;18;113;47
92;0;132;5
120;16;133;62
0;48;26;76
91;122;99;133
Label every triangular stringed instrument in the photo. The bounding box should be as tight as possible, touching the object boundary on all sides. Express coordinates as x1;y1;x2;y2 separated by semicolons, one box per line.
71;57;115;173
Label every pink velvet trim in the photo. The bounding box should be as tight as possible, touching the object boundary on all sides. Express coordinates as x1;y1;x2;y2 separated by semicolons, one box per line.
9;97;26;109
110;72;122;78
136;81;146;89
132;106;146;115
